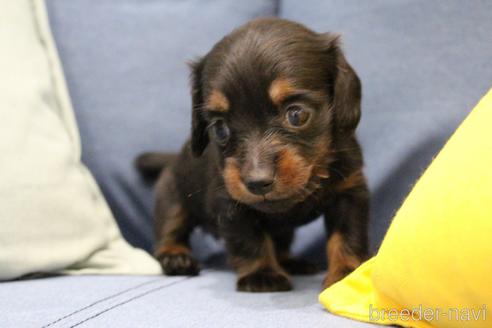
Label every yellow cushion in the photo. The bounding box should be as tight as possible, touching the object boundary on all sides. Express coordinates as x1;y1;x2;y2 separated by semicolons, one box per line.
319;89;492;328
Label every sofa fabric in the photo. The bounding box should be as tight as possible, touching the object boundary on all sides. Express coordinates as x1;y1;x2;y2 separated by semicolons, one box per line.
1;274;377;328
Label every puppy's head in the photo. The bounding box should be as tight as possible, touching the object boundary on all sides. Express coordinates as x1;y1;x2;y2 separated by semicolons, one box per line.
190;18;361;213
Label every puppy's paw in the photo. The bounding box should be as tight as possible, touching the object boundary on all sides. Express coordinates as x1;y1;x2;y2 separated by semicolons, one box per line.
157;248;200;276
237;268;292;292
280;257;319;275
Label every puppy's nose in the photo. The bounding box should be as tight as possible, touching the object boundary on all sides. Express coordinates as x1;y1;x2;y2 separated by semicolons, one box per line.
246;178;274;195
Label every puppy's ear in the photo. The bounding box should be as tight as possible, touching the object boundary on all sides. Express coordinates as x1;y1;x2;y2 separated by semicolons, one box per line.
322;34;362;134
188;58;209;157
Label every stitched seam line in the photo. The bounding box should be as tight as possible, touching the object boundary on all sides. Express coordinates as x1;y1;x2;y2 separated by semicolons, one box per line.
40;278;162;328
68;276;194;328
274;0;281;16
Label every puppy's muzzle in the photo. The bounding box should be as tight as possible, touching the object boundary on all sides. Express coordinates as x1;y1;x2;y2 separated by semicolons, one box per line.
242;144;276;196
245;173;274;195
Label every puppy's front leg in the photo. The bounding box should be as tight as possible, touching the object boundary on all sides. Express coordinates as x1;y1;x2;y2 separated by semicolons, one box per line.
323;179;369;288
221;220;292;292
154;170;199;276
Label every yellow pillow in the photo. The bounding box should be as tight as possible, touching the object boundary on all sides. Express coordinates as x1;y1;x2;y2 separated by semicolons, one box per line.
320;89;492;328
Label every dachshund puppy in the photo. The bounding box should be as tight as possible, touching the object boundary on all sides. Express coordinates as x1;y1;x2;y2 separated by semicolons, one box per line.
136;18;369;292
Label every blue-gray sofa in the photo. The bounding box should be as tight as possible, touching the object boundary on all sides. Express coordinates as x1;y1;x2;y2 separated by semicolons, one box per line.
2;1;491;327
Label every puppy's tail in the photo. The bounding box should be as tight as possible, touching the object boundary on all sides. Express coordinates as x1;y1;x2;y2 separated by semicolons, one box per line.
134;152;177;180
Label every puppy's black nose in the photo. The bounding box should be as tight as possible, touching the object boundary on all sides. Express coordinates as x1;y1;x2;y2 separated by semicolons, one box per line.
246;179;274;195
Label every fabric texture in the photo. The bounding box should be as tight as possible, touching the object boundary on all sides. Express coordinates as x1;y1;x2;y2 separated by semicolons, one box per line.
0;273;377;328
320;89;492;328
0;0;160;280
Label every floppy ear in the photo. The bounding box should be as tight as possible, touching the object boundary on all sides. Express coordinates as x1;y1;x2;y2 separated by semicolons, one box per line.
324;34;362;134
189;58;209;157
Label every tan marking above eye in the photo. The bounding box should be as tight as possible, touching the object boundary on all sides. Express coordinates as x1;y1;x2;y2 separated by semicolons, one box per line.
269;78;297;106
206;89;229;112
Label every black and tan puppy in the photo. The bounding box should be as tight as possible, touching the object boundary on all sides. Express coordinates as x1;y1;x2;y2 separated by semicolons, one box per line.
136;18;369;292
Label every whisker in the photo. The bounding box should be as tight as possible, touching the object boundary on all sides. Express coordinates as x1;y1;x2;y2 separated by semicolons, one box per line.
331;147;360;153
329;166;346;179
186;183;226;198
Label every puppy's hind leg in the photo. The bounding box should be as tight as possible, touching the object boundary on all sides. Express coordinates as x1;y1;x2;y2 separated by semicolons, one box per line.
154;170;199;276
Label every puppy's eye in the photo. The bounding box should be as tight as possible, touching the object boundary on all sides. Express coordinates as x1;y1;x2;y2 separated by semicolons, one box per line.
286;105;310;127
212;120;230;145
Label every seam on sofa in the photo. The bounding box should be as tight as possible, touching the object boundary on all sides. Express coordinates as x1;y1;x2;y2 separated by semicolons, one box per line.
273;0;281;16
40;277;163;328
68;275;199;327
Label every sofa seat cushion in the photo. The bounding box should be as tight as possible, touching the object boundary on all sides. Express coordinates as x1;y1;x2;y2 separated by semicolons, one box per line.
1;273;382;328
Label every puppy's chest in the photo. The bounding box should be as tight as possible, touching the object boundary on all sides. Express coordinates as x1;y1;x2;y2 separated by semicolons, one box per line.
196;180;338;232
263;206;323;228
260;186;341;228
269;192;333;225
214;193;329;229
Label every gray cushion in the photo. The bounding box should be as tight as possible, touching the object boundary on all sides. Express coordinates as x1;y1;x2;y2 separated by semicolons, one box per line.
0;273;379;328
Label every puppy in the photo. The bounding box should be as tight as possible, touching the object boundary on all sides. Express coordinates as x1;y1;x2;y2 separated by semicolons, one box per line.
136;18;369;292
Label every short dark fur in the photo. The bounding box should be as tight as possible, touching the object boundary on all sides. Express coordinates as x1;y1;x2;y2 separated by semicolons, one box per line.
137;18;369;292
